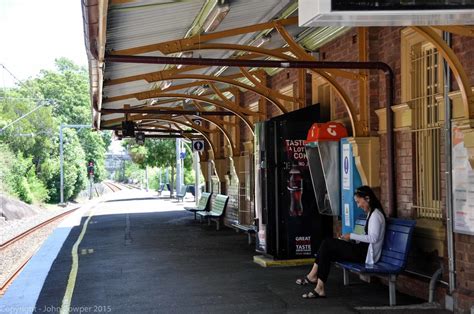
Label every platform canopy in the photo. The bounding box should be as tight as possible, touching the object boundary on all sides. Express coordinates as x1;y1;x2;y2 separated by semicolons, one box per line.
81;0;352;155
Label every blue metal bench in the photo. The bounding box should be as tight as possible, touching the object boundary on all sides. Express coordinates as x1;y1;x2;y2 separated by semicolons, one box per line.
335;218;416;306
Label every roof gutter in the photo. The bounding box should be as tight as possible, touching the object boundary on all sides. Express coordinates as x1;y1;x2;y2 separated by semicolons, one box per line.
105;54;396;216
81;0;108;130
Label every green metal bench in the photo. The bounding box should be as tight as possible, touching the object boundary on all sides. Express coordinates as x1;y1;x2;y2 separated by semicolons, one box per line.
184;192;212;220
197;194;229;230
231;223;257;245
176;185;187;202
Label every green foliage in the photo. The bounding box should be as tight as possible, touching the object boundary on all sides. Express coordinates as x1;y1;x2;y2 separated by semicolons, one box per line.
0;144;16;195
123;161;145;184
0;58;110;204
144;139;176;168
78;130;108;182
121;139;202;192
4;152;49;204
34;58;90;124
124;139;148;169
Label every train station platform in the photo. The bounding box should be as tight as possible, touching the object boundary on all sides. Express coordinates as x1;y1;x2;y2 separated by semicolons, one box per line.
1;190;450;313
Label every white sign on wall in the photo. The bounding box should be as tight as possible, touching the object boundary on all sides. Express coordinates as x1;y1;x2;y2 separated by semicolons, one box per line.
342;144;350;190
344;203;351;227
452;127;474;235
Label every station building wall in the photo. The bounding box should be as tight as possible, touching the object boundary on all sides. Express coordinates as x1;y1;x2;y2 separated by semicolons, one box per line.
317;27;474;312
214;26;474;312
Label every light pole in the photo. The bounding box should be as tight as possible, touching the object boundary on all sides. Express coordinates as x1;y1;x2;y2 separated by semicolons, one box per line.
59;124;89;204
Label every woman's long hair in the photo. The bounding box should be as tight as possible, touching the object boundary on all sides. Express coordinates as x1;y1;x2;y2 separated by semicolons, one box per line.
354;185;385;234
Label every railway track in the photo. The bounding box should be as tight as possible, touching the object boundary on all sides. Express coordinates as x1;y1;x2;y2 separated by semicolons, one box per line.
0;207;79;295
0;181;128;295
103;181;124;192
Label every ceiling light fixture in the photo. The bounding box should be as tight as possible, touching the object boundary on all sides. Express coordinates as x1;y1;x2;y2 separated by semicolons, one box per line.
203;2;230;33
254;34;272;48
161;80;172;89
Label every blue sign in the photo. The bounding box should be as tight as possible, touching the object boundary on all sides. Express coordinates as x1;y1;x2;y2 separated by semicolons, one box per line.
192;140;205;152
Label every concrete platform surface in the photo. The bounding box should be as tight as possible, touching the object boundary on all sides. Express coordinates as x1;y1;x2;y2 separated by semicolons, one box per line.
1;190;451;313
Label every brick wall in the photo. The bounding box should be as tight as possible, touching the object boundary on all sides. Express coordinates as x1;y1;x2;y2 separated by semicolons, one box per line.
217;26;474;312
224;174;239;226
394;131;414;218
451;36;474;90
320;29;360;122
319;27;474;312
227;69;304;229
448;34;474;313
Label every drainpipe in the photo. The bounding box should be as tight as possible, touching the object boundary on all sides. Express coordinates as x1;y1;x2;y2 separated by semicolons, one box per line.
429;267;444;303
443;31;456;295
105;54;397;216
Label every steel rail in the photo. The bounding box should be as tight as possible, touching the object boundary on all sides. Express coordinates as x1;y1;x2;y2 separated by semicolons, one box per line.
0;207;78;249
0;207;79;295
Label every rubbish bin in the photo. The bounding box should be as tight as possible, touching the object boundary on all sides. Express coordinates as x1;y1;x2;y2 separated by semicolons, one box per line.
187;185;195;196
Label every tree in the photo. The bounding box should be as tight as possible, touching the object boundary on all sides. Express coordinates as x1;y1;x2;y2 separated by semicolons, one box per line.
33;58;90;124
145;139;177;197
0;58;111;204
38;128;87;202
78;130;108;182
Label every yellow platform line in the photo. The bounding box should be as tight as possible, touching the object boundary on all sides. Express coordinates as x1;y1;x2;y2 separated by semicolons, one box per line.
60;207;95;314
253;255;314;267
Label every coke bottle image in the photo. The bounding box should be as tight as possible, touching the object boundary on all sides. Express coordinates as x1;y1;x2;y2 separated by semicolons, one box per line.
287;165;303;216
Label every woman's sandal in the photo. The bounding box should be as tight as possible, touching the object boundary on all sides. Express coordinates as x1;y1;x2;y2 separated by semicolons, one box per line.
295;276;316;286
302;291;327;299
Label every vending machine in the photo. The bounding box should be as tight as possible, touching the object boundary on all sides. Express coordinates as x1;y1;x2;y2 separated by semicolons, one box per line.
254;105;332;260
340;138;364;234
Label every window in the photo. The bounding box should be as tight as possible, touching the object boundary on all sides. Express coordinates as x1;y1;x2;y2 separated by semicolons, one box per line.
407;38;444;220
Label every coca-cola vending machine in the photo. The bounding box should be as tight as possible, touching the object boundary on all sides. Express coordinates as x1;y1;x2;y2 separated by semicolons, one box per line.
254;105;333;260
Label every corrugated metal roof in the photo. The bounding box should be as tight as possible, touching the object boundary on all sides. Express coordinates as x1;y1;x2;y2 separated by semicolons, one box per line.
107;1;206;51
101;0;295;116
84;0;353;131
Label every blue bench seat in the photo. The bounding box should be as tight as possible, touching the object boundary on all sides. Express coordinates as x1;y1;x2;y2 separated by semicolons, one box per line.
336;218;416;306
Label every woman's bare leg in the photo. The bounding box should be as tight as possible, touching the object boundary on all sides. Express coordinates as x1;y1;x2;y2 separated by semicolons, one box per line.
314;279;326;296
307;263;318;282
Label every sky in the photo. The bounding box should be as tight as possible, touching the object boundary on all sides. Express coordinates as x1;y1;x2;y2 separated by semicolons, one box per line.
0;0;88;88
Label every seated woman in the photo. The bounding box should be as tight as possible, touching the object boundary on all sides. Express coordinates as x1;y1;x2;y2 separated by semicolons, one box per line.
296;185;386;299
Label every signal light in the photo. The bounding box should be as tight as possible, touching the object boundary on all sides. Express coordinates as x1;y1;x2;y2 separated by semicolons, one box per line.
87;160;95;176
136;132;145;145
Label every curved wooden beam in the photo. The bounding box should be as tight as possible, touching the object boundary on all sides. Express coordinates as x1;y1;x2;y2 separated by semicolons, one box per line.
120;92;255;135
208;83;256;136
239;67;301;105
139;117;218;158
104;47;293;87
274;23;362;136
110;17;298;55
411;26;474;121
183;107;237;157
142;73;288;114
433;25;474;37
